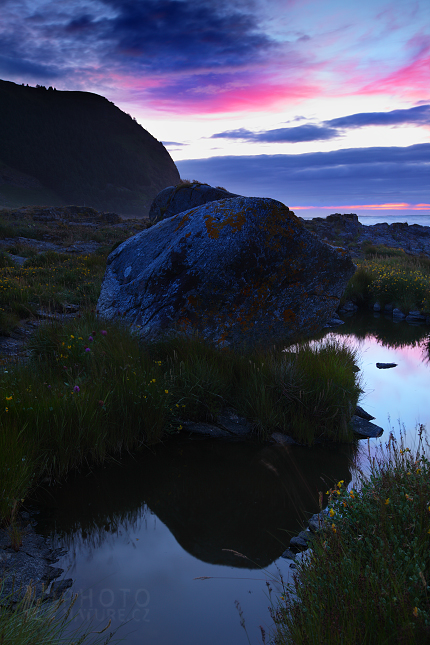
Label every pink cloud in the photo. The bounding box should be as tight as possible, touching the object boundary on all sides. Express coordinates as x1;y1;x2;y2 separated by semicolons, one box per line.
144;79;323;115
294;203;430;211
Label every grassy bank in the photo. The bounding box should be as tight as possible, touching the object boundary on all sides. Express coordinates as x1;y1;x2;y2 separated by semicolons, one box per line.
272;427;430;644
344;245;430;312
0;310;361;527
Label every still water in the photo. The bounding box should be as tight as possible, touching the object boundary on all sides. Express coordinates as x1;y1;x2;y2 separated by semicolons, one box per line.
34;313;430;645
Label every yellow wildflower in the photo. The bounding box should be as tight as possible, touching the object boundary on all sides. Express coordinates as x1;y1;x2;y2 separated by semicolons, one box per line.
5;396;12;401
329;508;335;517
413;607;418;617
385;499;390;505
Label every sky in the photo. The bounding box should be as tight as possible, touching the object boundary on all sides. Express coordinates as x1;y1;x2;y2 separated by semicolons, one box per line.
1;0;429;218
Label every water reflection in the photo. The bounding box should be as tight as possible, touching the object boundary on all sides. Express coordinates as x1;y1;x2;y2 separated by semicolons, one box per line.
35;438;356;569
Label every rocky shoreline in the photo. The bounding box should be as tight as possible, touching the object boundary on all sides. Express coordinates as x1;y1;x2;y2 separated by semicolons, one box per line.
299;212;430;259
0;510;72;605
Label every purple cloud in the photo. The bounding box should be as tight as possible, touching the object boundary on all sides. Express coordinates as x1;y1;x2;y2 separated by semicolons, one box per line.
176;143;430;206
211;124;339;143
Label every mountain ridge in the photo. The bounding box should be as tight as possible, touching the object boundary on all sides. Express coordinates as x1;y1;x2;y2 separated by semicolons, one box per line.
0;79;180;216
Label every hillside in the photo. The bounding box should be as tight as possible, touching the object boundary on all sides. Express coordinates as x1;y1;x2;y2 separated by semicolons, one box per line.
0;79;180;216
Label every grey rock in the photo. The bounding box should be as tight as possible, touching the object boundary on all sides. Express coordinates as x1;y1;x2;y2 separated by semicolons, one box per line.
352;415;384;438
281;548;296;560
181;421;232;438
376;362;397;369
355;405;375;421
406;312;426;323
323;315;345;328
373;302;381;311
384;303;394;312
149;182;240;222
271;432;297;445
0;524;68;604
98;196;356;349
308;512;329;533
290;531;314;549
392;308;406;319
216;408;252;436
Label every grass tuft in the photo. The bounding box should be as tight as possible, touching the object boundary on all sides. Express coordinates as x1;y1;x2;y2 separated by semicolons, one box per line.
272;425;430;645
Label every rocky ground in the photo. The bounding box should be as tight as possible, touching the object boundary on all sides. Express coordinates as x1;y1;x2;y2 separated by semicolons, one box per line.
300;212;430;258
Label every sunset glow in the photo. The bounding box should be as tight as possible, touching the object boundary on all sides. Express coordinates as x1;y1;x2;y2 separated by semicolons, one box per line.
0;0;428;218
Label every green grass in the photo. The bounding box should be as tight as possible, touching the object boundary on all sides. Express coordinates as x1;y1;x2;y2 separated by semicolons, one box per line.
0;579;119;645
272;426;430;644
344;250;430;312
0;312;361;527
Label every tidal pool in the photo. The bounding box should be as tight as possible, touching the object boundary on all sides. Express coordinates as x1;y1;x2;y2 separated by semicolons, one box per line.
33;312;430;645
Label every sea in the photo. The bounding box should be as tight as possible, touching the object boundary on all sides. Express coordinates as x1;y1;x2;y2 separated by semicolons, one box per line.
299;213;430;227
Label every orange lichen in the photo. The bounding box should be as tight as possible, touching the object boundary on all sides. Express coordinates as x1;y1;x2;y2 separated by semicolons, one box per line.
204;208;247;240
282;309;296;323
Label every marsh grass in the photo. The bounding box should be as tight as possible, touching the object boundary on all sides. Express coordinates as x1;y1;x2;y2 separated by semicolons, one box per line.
272;426;430;644
0;578;119;645
0;313;360;528
344;250;430;312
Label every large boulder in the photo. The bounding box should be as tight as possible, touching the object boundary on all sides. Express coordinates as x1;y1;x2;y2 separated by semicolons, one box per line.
97;196;356;348
148;181;240;222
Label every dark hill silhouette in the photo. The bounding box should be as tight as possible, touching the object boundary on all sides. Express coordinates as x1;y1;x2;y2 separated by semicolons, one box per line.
0;79;180;216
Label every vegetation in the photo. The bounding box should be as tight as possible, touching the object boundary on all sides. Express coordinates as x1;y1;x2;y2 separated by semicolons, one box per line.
344;246;430;312
0;579;118;645
272;426;430;644
0;79;179;214
0;312;361;526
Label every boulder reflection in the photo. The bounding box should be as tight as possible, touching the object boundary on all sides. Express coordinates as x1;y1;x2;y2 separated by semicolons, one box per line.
35;437;356;569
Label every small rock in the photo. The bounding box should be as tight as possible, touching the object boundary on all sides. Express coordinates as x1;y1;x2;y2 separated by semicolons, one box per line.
323;316;345;328
352;415;384;438
373;302;381;311
376;363;397;369
392;308;405;319
281;549;296;560
290;531;314;549
308;511;329;533
355;405;375;421
271;432;297;445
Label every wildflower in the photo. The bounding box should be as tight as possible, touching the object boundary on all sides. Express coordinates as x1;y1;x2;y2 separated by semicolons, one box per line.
70;335;74;339
337;480;344;488
101;330;107;335
331;524;336;534
67;345;71;350
350;491;355;499
413;607;418;617
5;396;12;401
405;494;413;501
85;348;90;352
98;400;104;406
329;508;335;517
88;336;93;342
73;385;80;393
385;499;390;505
165;389;169;394
5;407;8;412
78;337;83;340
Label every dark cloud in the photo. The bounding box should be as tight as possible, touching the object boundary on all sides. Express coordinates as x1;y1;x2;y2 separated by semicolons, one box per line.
92;0;274;72
176;143;430;206
65;14;97;34
0;54;59;78
211;124;339;142
211;105;430;144
325;104;430;128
